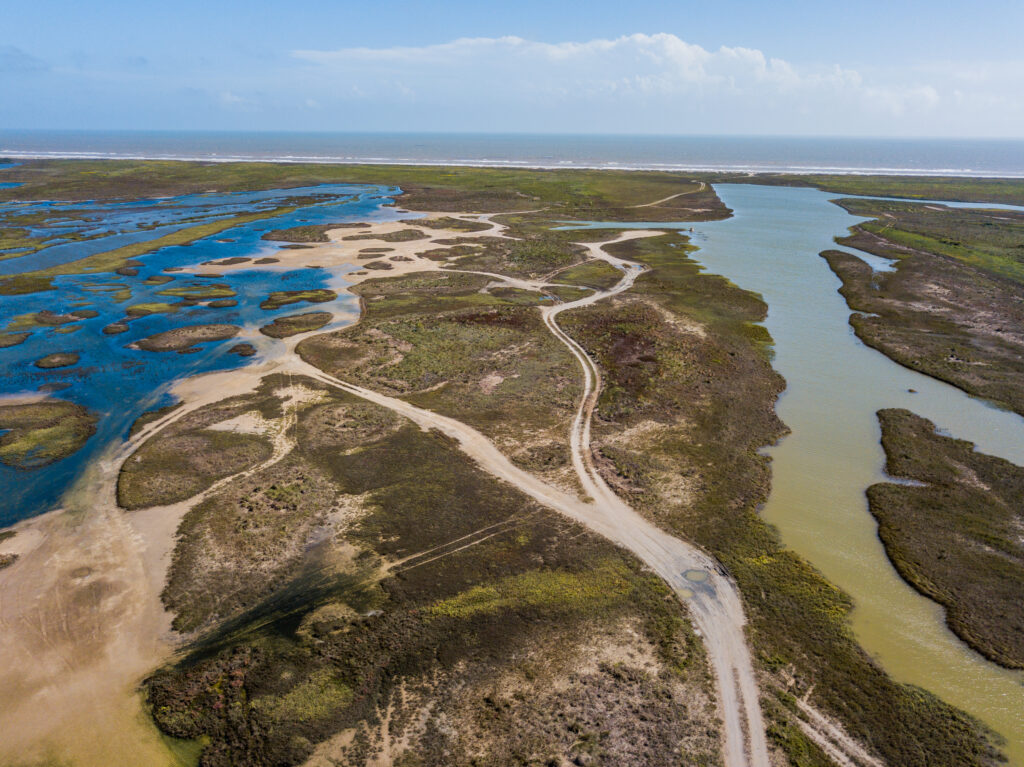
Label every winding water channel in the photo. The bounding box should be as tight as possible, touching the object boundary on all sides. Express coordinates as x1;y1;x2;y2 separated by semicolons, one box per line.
568;184;1024;764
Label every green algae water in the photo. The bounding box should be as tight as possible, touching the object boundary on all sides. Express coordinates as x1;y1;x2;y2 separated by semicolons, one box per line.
561;183;1024;762
687;185;1024;765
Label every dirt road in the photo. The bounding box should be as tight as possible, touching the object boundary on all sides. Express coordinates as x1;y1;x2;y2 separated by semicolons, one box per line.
292;228;771;767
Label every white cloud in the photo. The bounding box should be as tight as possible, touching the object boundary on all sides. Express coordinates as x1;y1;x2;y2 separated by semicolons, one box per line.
285;33;1024;136
294;34;940;116
219;90;246;106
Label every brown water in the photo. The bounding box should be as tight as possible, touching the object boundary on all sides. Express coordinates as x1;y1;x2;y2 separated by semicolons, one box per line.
687;184;1024;764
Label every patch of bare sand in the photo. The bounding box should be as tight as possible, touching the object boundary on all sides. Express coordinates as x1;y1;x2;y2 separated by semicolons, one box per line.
182;212;514;288
0;457;183;767
478;371;505;394
0;360;321;766
205;410;274;436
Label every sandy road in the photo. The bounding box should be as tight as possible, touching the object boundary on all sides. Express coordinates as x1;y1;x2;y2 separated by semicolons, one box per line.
630;182;707;208
541;232;769;767
292;228;771;767
0;213;774;766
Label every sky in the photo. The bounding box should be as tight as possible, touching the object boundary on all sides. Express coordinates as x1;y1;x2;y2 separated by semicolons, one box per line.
2;0;1023;137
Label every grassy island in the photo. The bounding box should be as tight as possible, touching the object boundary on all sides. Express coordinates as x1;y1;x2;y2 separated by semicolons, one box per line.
0;399;96;469
259;312;333;338
260;289;337;311
869;409;1024;669
33;352;80;369
822;198;1024;416
134;324;239;352
262;223;365;243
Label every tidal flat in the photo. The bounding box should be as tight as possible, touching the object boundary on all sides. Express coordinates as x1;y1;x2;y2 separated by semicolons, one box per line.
0;159;1021;767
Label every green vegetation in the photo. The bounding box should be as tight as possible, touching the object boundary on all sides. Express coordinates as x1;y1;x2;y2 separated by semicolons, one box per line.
0;399;96;469
157;283;237;301
341;228;429;242
445;232;587;278
118;390;279;510
560;232;1003;767
700;172;1024;206
261;223;362;243
296;271;579;486
4;160;1005;765
134;324;239;352
430;559;634;618
551;258;623;290
822;200;1024;416
400;216;491;232
251;668;353;723
0;332;30;348
0;160;728;223
228;343;257;357
836;198;1024;284
546;285;594;302
0;274;55;296
258;312;332;339
33;352;79;369
0;216;115;262
6;311;78;332
869;409;1024;669
260;289;336;311
146;381;718;766
0;205;299;294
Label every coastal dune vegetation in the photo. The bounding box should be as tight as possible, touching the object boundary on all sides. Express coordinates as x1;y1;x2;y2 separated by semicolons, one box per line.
0;158;1018;767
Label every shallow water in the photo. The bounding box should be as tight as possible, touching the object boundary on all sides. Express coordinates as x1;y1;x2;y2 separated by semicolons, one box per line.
564;184;1024;763
0;183;403;525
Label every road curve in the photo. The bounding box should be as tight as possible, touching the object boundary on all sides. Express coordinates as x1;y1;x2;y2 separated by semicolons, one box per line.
296;228;770;767
542;232;770;767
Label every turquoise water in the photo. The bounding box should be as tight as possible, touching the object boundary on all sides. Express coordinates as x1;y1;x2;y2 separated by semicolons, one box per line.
0;183;402;526
562;184;1024;763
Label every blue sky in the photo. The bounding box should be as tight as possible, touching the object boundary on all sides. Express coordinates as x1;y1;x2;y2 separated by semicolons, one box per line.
3;0;1023;137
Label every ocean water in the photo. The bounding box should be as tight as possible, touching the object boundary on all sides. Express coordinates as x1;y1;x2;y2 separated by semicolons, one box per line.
2;131;1024;177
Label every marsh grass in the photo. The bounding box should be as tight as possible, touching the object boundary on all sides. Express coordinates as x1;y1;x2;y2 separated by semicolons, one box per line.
260;289;336;311
869;408;1024;669
562;232;1005;767
0;399;96;469
146;383;713;766
258;312;332;339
